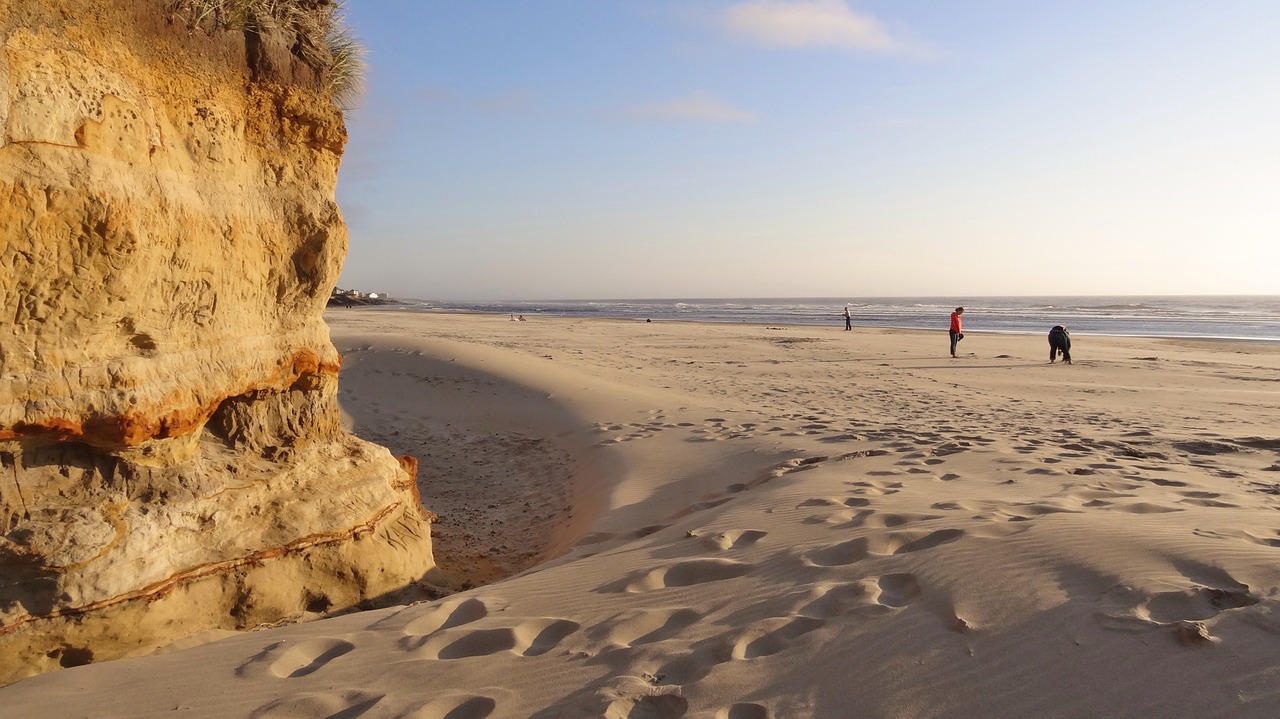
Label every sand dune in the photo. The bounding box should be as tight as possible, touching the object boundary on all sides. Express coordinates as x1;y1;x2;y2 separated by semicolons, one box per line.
3;310;1279;718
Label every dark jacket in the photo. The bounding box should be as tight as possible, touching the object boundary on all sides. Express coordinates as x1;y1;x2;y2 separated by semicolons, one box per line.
1048;325;1071;348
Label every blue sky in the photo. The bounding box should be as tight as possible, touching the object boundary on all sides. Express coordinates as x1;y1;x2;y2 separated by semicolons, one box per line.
335;1;1279;300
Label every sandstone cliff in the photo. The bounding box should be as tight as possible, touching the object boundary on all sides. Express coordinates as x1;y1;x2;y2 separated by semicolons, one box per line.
0;0;437;684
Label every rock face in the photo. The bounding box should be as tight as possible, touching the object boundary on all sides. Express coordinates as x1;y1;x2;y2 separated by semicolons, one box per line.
0;0;437;684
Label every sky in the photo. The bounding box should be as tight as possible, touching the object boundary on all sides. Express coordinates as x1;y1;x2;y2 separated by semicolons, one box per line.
334;1;1280;301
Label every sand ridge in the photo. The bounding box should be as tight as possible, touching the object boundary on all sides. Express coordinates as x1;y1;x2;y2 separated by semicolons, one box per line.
2;310;1279;718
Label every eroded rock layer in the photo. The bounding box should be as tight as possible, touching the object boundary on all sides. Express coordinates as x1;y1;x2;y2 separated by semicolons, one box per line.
0;0;437;683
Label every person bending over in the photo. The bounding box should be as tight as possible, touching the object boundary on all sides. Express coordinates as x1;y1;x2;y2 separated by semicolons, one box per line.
1048;325;1072;364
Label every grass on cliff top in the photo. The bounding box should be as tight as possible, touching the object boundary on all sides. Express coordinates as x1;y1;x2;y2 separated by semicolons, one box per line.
169;0;366;109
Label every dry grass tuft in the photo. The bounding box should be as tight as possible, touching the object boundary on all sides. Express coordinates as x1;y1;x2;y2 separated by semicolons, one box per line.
169;0;367;108
324;6;367;111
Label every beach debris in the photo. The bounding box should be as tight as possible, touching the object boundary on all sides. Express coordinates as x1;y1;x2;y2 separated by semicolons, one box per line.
1173;621;1213;646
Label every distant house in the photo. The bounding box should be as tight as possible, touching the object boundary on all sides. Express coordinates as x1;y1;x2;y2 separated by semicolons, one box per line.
328;287;387;307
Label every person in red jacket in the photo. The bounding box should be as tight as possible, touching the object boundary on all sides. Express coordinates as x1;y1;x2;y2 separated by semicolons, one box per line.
949;306;965;357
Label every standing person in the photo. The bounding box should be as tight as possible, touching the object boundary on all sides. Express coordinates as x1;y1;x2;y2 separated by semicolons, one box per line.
1048;325;1072;364
949;306;965;357
843;305;852;331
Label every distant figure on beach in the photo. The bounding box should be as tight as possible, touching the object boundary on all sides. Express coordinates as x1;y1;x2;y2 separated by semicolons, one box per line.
1049;325;1072;364
510;314;516;321
843;306;852;331
949;306;965;357
518;314;526;322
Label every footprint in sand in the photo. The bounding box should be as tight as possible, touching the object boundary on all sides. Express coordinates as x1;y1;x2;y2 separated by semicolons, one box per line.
1144;477;1191;487
605;693;688;718
804;537;870;566
409;618;581;659
875;573;924;608
651;641;733;685
838;449;891;460
1070;487;1140;502
592;607;703;647
605;558;758;593
844;479;902;496
796;497;870;509
930;442;971;457
689;433;731;443
1103;502;1185;514
769;456;830;477
717;704;770;719
798;580;881;617
687;497;735;513
804;529;964;567
795;573;924;611
701;529;768;551
1008;502;1082;518
629;524;672;539
1173;439;1247;456
236;638;355;680
1099;576;1260;642
1028;467;1064;476
1240;530;1280;548
1157;587;1261;617
856;510;948;528
1178;497;1239;508
574;531;620;547
817;433;861;443
1181;490;1222;498
802;509;860;526
396;596;504;638
876;529;966;555
397;694;500;719
249;690;382;719
731;616;826;659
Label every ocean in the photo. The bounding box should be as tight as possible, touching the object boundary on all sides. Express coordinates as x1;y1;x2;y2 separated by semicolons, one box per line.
383;296;1280;343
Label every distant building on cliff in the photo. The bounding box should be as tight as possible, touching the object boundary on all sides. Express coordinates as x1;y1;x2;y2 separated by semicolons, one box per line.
329;287;391;306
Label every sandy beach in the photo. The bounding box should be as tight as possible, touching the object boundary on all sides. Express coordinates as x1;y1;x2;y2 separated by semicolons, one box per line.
4;308;1280;718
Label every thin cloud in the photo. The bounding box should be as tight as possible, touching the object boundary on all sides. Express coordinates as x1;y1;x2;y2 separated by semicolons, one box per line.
470;89;538;115
415;86;454;106
414;86;538;116
624;91;755;123
721;0;901;53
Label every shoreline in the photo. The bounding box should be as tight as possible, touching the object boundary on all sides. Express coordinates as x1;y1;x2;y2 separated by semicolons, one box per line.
348;304;1280;345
